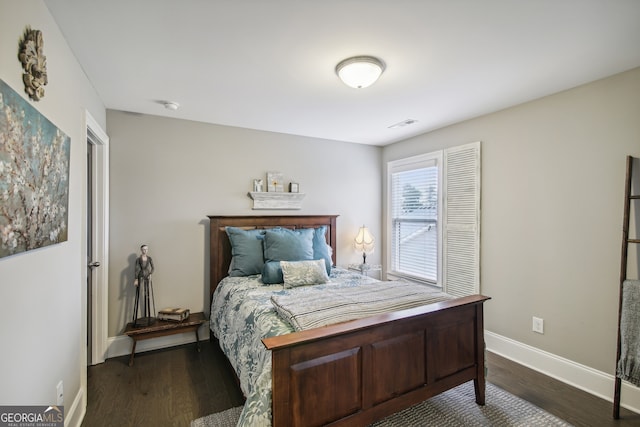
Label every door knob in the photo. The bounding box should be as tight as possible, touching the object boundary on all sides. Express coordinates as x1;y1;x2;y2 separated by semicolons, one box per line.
88;261;101;268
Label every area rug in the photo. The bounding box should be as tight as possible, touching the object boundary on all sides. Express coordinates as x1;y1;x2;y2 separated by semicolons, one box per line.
192;406;242;427
191;382;573;427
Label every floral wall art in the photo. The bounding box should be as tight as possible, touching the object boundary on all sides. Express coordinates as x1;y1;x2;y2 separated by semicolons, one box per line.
0;79;70;258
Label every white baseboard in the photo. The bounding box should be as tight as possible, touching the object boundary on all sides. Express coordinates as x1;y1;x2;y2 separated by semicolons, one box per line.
106;322;210;359
485;331;640;415
65;386;85;427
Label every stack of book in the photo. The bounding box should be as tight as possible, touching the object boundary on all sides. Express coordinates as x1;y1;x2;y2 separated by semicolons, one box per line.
158;307;190;322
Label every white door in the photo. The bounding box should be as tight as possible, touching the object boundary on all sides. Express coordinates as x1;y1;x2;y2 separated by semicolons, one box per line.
86;113;109;365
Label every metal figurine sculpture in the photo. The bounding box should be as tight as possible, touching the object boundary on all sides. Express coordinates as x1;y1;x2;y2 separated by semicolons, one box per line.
132;244;156;327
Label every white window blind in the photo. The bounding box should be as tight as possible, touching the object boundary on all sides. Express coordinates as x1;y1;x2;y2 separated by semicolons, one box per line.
388;153;442;285
387;142;480;296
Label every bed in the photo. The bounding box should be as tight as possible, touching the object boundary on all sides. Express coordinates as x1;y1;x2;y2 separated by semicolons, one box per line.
208;215;490;427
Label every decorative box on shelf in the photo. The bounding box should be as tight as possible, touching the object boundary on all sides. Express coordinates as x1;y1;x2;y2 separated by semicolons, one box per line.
157;307;190;322
248;192;305;210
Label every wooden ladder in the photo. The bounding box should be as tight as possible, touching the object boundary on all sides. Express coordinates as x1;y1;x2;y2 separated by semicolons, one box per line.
613;155;639;418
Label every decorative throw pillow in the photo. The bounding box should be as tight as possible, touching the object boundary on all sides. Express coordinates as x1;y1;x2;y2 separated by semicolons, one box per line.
263;228;314;262
281;259;329;288
225;227;265;277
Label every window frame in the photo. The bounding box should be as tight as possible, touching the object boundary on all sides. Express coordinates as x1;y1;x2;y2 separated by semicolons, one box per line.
386;151;443;286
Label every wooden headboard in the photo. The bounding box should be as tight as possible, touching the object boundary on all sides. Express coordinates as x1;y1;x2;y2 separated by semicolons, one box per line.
207;215;338;302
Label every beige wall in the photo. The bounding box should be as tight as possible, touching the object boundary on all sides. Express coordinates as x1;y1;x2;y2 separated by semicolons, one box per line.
106;111;382;336
383;67;640;374
0;0;105;422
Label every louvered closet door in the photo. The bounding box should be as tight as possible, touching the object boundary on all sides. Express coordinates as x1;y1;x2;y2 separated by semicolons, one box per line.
443;142;480;297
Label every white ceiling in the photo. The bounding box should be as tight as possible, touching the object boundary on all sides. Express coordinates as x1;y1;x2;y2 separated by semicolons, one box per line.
45;0;640;146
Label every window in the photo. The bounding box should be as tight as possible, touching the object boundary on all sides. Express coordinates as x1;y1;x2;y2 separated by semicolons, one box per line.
389;152;442;285
387;142;480;296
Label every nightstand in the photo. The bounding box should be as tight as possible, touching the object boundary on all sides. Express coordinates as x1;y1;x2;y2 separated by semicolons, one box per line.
123;311;205;366
348;263;382;280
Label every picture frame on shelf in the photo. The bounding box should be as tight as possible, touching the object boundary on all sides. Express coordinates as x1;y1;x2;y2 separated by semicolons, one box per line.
267;171;284;192
289;182;299;193
253;179;264;192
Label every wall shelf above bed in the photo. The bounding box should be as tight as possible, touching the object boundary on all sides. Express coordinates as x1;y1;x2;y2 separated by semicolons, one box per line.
247;191;305;210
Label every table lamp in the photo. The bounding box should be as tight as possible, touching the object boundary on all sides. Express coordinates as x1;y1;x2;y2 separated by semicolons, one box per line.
354;225;375;264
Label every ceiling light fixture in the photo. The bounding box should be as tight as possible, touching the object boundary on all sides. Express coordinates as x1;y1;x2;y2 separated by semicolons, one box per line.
336;56;385;89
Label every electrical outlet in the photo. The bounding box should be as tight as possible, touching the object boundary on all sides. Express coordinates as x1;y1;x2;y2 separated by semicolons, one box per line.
532;317;544;334
56;380;63;405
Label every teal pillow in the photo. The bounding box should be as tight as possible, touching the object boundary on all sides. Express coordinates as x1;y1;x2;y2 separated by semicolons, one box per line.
261;260;284;284
225;227;265;277
260;227;332;283
312;226;333;275
263;228;314;262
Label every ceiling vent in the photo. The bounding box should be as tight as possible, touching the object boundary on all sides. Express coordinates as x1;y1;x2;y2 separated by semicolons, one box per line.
388;119;418;129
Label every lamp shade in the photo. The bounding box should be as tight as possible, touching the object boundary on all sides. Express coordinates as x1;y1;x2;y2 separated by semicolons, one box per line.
336;56;385;89
354;225;375;255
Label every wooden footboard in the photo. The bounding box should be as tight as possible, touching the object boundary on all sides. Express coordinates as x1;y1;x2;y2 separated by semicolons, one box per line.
263;294;489;427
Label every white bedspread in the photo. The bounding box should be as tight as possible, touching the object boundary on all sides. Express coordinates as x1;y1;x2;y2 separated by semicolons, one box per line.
271;280;453;331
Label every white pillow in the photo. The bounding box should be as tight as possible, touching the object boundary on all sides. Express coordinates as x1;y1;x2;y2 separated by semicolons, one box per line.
281;259;329;288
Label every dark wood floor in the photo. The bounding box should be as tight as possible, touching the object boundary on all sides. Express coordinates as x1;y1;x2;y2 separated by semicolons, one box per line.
81;340;244;427
82;341;639;427
486;352;639;427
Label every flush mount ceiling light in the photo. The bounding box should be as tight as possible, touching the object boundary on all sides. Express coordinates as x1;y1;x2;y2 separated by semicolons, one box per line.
335;56;385;89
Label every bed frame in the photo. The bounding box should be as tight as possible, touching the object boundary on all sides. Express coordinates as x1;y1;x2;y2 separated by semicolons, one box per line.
208;215;490;427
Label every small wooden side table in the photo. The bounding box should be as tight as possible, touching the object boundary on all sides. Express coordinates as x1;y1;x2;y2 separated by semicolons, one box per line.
123;311;206;366
347;263;382;280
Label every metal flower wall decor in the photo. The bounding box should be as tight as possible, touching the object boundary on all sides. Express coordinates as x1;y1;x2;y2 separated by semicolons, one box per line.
0;79;70;258
18;27;48;101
